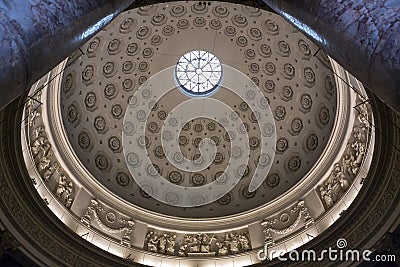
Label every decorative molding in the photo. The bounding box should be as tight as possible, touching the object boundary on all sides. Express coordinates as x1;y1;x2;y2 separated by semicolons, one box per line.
261;200;314;244
144;230;251;257
27;109;75;209
317;97;371;210
144;231;176;255
81;200;135;247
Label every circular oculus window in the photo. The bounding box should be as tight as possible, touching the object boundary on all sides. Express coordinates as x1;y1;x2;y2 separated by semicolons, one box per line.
175;50;223;97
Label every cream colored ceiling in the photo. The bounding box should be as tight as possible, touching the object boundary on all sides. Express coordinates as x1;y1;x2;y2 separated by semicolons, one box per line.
60;2;337;217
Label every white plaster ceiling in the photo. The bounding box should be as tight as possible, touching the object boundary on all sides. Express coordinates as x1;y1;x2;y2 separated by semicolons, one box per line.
60;1;337;217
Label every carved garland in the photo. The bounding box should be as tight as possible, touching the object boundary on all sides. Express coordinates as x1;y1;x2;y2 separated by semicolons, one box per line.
261;200;314;245
81;199;135;247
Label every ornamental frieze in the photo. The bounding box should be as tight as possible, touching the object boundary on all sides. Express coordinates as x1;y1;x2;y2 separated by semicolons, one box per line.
144;229;251;256
318;98;371;210
25;93;76;209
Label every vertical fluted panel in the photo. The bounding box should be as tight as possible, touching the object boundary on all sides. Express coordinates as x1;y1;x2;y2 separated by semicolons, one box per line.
262;0;400;111
0;0;136;109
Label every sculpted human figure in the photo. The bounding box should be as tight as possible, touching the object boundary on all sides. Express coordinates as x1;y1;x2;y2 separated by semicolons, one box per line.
145;232;159;253
28;109;39;127
158;234;167;254
165;234;176;255
216;241;228;256
189;235;200;253
350;140;365;174
330;164;344;200
229;234;239;254
319;184;333;209
178;243;187;256
38;150;52;172
55;174;67;198
209;234;217;252
42;162;60;181
239;234;251;251
61;182;73;208
33;126;44;139
200;234;211;253
31;127;50;157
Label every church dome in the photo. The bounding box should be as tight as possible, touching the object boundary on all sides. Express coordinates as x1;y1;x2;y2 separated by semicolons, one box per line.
20;2;375;265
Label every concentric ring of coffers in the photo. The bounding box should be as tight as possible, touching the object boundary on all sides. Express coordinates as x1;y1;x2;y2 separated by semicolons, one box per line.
58;1;338;218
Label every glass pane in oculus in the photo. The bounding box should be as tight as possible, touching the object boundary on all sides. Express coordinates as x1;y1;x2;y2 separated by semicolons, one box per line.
175;50;223;97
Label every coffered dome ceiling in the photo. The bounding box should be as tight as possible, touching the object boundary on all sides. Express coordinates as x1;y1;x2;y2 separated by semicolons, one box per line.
21;1;375;265
60;2;337;217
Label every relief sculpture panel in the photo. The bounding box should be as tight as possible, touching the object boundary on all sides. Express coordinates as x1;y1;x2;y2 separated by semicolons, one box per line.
144;230;251;257
318;99;371;210
26;97;75;209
